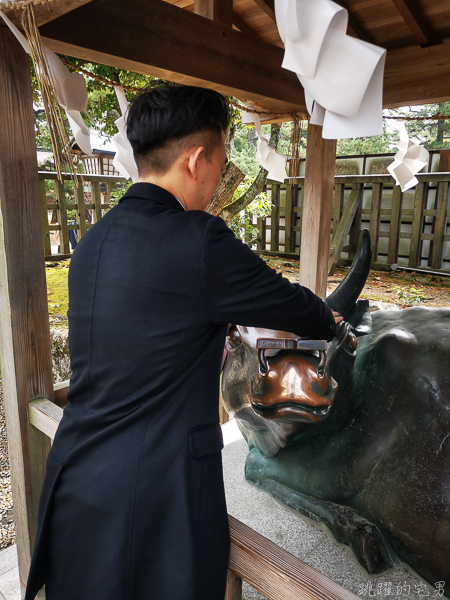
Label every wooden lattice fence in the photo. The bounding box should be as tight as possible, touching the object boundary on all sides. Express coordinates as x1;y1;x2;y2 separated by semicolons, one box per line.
259;173;450;274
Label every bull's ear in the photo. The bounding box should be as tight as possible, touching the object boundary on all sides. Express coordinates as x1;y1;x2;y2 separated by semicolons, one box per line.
346;299;372;336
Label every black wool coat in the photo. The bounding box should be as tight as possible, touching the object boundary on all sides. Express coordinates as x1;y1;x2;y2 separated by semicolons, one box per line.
25;183;336;600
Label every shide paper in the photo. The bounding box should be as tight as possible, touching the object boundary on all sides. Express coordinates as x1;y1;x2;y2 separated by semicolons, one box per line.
112;86;139;183
0;9;92;156
387;122;429;192
274;0;386;139
242;111;287;183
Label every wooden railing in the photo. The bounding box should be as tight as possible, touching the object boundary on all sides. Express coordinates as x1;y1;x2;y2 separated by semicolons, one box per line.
28;385;359;600
39;171;127;260
262;173;450;274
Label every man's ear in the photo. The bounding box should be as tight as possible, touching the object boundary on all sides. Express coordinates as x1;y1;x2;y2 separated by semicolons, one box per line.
187;146;205;180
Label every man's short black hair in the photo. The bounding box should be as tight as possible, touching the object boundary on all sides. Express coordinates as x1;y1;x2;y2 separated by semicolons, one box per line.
127;84;231;176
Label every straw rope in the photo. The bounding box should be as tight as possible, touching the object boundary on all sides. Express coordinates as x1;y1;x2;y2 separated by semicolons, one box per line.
21;3;80;186
0;0;57;10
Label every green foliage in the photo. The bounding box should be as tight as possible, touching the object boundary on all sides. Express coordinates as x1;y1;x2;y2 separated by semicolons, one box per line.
46;261;70;316
108;180;133;207
229;178;272;245
385;103;450;150
394;285;426;307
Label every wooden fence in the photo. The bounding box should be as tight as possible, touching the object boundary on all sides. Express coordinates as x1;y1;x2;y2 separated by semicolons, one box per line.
39;171;127;260
29;382;360;600
260;173;450;274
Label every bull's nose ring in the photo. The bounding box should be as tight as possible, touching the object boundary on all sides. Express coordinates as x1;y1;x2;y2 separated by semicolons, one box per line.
258;349;269;376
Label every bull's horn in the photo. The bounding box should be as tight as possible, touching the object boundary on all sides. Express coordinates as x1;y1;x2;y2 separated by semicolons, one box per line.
325;229;372;320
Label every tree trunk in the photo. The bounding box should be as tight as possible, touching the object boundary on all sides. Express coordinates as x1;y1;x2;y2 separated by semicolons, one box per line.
211;124;281;225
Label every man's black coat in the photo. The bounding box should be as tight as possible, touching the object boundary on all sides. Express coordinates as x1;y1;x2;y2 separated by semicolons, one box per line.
25;183;336;600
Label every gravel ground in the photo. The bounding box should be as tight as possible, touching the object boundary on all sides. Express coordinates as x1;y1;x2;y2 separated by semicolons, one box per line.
0;378;16;550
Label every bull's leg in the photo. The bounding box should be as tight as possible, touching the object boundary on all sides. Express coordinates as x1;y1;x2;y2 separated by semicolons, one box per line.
246;455;395;574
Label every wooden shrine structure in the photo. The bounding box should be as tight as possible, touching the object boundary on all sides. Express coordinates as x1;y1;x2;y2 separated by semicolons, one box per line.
1;0;450;597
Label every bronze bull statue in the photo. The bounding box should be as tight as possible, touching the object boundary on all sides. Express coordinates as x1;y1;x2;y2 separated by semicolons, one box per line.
222;230;450;594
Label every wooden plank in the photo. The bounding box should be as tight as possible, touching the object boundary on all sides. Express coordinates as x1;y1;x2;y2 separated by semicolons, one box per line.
409;182;426;268
39;171;125;183
300;124;336;297
76;183;87;238
369;183;382;262
0;27;54;589
284;184;293;254
332;183;343;238
39;179;51;257
53;380;70;409
228;515;360;600
270;184;279;252
56;180;70;254
194;0;233;27
430;181;449;269
28;399;63;442
92;182;103;223
252;0;275;21
387;185;402;265
40;0;306;115
328;184;362;275
225;569;242;600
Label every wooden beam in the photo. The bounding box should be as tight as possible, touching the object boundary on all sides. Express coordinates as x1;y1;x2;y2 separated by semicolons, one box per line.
228;515;361;600
0;27;54;589
383;41;450;108
232;12;262;39
390;0;434;47
194;0;233;28
28;399;63;441
40;0;306;114
253;0;275;22
299;124;336;298
3;0;93;28
328;184;363;274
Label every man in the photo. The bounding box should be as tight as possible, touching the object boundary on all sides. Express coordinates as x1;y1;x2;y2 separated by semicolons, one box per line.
26;85;340;600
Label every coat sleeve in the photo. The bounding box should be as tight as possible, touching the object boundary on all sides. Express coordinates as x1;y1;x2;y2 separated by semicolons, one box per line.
200;216;336;342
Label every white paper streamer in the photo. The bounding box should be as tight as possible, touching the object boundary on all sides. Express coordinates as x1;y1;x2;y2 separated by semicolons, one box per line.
242;111;287;183
112;87;139;183
0;10;92;155
274;0;386;140
387;122;429;192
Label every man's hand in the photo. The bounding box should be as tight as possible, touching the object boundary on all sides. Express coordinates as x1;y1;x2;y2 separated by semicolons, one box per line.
332;311;343;324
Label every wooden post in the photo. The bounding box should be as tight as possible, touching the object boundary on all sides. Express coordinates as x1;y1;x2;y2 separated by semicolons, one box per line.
270;183;279;252
224;569;243;600
39;179;51;257
76;183;87;239
409;182;426;268
387;185;402;265
56;180;70;254
284;184;293;254
299;124;336;297
369;183;382;263
194;0;233;27
0;27;54;590
92;182;102;223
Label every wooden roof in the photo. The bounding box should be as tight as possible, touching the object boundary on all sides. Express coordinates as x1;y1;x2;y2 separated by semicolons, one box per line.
3;0;450;117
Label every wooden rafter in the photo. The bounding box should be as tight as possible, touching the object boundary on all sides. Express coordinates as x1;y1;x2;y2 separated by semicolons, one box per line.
252;0;275;22
194;0;232;27
232;12;263;39
40;0;306;114
390;0;435;47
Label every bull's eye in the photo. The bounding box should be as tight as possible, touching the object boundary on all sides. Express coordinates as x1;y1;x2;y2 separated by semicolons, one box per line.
226;325;242;351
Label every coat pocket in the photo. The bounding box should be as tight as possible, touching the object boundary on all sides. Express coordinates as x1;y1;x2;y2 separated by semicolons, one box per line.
189;423;224;458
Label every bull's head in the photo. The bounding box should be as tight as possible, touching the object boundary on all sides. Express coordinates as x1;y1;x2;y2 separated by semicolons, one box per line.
222;230;372;458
